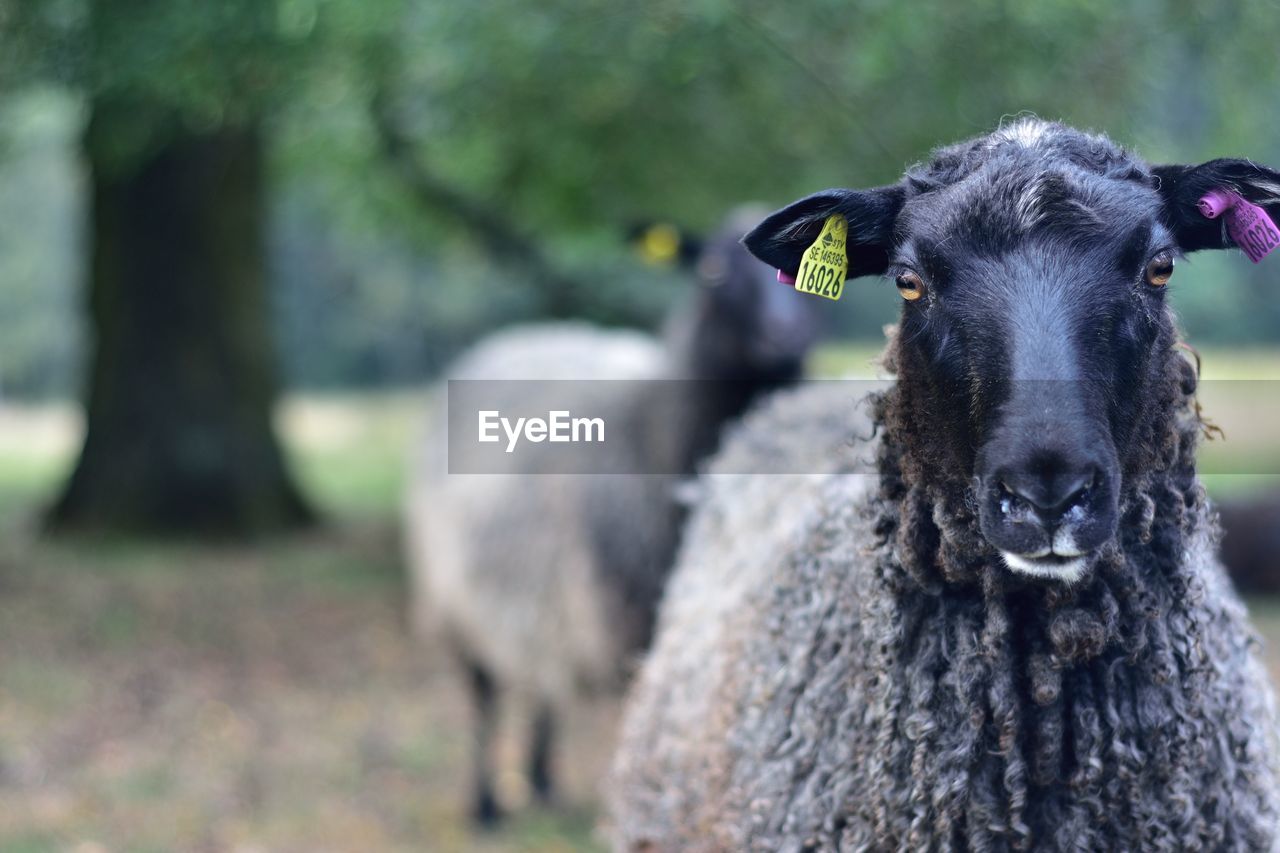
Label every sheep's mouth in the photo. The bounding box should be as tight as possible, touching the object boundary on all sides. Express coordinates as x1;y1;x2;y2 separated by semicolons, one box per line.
975;464;1119;585
999;550;1090;583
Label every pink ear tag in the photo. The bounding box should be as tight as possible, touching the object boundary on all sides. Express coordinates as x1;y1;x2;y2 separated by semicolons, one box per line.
777;269;797;286
1198;189;1280;263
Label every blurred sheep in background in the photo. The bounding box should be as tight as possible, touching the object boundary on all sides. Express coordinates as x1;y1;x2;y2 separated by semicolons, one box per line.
403;207;820;825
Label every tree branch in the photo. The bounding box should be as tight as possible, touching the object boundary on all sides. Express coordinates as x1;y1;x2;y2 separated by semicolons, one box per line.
369;86;580;317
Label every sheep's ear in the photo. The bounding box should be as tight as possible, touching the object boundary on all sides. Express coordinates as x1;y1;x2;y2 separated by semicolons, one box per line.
1153;159;1280;252
742;185;905;280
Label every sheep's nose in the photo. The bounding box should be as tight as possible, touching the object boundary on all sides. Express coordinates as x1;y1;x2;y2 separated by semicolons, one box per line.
998;463;1097;528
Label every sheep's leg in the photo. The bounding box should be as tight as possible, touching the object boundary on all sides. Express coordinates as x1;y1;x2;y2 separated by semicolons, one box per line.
528;702;556;805
464;659;503;827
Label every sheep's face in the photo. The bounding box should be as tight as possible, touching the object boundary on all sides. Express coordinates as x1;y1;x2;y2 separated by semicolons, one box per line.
890;167;1171;583
744;120;1280;583
693;213;820;380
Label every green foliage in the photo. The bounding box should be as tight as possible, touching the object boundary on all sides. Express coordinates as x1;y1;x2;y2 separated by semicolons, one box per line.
4;0;1280;393
358;0;1280;227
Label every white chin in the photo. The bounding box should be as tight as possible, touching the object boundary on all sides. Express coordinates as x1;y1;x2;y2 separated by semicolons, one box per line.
1000;551;1088;583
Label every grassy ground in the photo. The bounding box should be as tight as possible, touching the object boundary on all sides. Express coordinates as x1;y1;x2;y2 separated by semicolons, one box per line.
4;345;1280;851
0;395;613;853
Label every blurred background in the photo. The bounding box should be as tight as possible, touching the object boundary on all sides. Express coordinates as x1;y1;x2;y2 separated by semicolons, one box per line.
2;1;1280;850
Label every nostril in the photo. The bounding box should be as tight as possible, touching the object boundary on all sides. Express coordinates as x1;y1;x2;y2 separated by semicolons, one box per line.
1060;473;1094;512
998;479;1021;506
997;480;1034;521
996;466;1098;524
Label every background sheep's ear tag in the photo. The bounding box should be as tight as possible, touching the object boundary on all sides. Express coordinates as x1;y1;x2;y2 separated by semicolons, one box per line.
637;223;682;266
793;214;848;300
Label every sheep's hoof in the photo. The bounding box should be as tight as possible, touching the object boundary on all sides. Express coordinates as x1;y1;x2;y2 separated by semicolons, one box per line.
472;792;504;829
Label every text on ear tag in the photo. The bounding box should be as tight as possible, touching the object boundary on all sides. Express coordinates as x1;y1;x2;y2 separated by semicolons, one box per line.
1198;189;1280;264
794;214;848;301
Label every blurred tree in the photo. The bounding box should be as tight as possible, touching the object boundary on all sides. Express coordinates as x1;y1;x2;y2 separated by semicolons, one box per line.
38;0;312;533
51;119;312;532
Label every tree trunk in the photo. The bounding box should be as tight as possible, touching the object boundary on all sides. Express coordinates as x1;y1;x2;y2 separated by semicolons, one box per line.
48;106;312;534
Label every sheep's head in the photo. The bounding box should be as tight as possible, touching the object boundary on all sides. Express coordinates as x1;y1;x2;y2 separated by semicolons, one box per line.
745;120;1280;584
689;206;820;381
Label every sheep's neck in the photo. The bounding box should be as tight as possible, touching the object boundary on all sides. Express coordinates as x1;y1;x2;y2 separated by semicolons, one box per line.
602;346;802;654
649;335;802;478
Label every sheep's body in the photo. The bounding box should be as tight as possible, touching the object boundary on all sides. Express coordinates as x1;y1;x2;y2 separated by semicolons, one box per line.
407;322;677;699
610;379;1280;851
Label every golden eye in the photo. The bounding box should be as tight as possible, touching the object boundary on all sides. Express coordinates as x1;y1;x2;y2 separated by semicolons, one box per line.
1145;252;1174;287
896;270;925;301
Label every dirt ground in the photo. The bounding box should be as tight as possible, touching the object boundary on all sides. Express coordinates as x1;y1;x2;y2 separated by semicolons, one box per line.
0;515;620;853
0;399;615;852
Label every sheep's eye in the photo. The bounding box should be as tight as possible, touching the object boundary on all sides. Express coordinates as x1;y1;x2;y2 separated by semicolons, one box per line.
896;271;925;301
1145;252;1174;287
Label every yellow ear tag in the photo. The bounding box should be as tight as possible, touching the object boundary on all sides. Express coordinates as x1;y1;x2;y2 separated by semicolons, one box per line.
794;214;848;300
638;223;681;266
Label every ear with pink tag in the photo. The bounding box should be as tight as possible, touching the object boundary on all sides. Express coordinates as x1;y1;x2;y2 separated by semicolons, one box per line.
1196;189;1280;263
1152;159;1280;260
